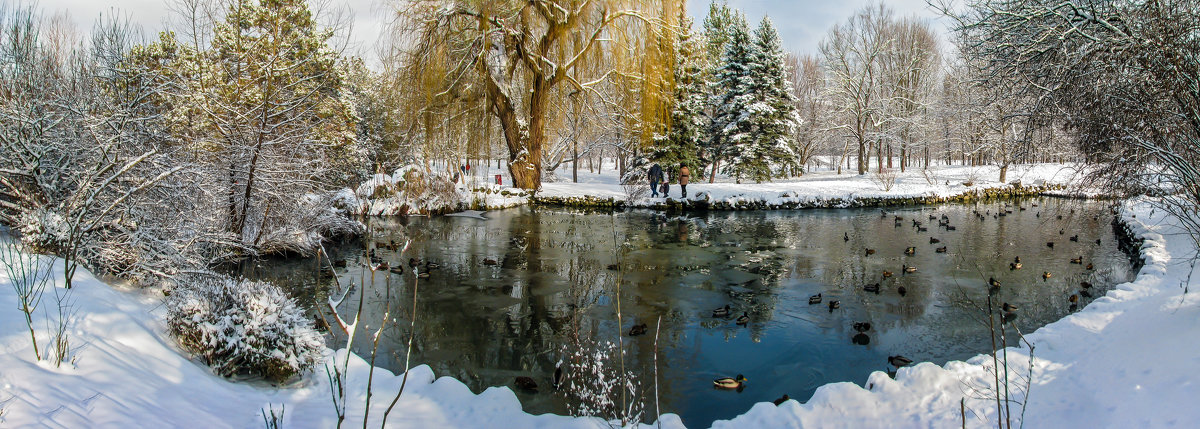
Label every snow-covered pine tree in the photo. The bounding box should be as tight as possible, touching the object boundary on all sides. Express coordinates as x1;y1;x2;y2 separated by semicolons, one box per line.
653;10;707;179
701;1;737;182
708;14;756;183
740;17;800;182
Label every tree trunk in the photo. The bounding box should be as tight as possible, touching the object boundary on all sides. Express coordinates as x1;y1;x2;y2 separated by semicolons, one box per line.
572;139;578;183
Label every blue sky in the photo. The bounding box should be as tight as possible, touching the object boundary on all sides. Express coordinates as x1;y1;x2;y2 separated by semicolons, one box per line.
36;0;950;65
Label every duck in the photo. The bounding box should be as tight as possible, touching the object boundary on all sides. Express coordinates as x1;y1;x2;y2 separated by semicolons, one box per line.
1095;238;1102;245
1002;311;1017;324
409;257;420;267
736;312;750;325
333;259;348;268
1014;256;1022;263
1010;261;1023;270
936;246;947;253
552;366;564;391
904;246;916;255
1057;214;1063;220
1068;294;1079;303
897;285;908;296
389;265;405;275
808;293;822;305
1042;271;1052;281
1070;256;1083;264
864;283;881;293
713;305;731;318
417;271;431;279
929;237;941;244
773;394;790;406
989;277;1001;288
882;270;893;278
1086;263;1094;270
828;300;841;310
1002;302;1018;312
853;321;872;332
1069;235;1079;242
515;376;538;391
483;258;498;265
865;248;876;256
713;374;747;389
628;323;648;336
888;355;914;368
917;226;928;232
903;264;917;274
844;232;850;242
1080;281;1093;289
606;264;619;270
373;261;389;271
946;225;957;231
1047;241;1055;249
1059;229;1065;235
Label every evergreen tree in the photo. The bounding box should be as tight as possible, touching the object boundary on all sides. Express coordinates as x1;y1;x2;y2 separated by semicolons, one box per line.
653;10;707;179
700;1;737;182
740;17;799;182
709;15;757;183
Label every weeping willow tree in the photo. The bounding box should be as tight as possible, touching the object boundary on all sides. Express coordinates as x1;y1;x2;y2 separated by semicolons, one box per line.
386;0;670;190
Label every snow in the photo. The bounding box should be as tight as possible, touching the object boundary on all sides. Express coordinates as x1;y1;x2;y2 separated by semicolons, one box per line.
3;169;1196;428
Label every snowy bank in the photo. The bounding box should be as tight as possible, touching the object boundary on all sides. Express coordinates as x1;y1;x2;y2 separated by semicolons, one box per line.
0;255;680;428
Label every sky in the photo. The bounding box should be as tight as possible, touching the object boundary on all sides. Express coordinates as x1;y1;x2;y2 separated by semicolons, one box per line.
35;0;951;66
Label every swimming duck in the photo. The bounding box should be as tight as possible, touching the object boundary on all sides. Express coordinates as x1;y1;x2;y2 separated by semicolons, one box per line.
1080;281;1093;289
417;271;430;279
905;246;916;255
1069;235;1079;242
865;248;876;256
917;226;928;232
1068;294;1079;303
936;246;948;253
1014;256;1022;263
1047;242;1055;249
903;264;917;274
713;305;731;318
897;285;908;296
628;323;648;336
714;374;747;389
864;283;881;293
736;312;750;325
773;394;790;406
515;376;538;391
1002;302;1018;312
606;264;619;270
1095;239;1101;245
1010;262;1022;270
1070;256;1083;264
888;355;914;368
373;261;389;271
989;277;1001;288
828;300;841;310
1059;229;1065;235
409;257;420;267
882;270;893;278
483;258;498;265
929;237;941;244
1086;263;1094;270
853;321;872;332
1002;311;1017;324
808;293;822;305
389;265;405;275
1042;271;1052;281
946;225;957;231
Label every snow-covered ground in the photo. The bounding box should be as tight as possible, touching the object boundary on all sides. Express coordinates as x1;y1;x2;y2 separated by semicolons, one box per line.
3;181;1196;428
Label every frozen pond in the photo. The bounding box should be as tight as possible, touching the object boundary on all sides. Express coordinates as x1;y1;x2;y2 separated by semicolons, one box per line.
249;197;1135;428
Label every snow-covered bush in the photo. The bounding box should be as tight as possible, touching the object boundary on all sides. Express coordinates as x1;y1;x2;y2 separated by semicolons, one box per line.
166;274;323;382
557;339;644;425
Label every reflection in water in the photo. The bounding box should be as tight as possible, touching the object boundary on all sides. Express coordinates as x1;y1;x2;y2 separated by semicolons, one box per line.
248;198;1134;428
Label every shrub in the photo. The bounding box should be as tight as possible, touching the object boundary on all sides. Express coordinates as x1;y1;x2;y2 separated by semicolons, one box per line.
166;274;323;382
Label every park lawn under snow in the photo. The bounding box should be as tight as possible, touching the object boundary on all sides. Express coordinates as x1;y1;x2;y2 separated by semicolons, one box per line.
3;197;1197;428
538;162;1089;205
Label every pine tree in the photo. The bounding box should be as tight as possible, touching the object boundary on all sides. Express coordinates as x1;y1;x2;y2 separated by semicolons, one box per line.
741;17;799;182
653;10;707;179
701;1;737;182
708;14;755;183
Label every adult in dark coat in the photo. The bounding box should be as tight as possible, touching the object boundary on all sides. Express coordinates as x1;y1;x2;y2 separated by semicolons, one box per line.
648;163;664;197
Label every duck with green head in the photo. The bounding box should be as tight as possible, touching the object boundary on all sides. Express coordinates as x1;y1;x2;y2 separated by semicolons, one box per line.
714;374;747;389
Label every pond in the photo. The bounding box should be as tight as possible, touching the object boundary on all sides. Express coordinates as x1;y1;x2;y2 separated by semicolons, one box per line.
243;197;1136;428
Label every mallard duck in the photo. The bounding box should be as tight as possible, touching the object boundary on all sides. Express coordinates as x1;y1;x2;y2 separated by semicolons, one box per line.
1010;262;1023;270
888;355;914;368
936;246;948;253
1086;263;1094;270
897;285;907;296
1070;256;1083;264
773;394;790;406
989;277;1001;288
1069;235;1079;242
882;270;893;278
1047;241;1055;249
1014;256;1022;263
515;376;538;391
853;321;872;332
1080;281;1093;289
736;312;750;325
828;300;841;310
1059;229;1065;235
628;323;648;336
929;237;941;244
483;258;498;265
1068;294;1079;303
417;271;430;279
947;225;957;231
864;283;881;293
714;374;747;389
389;265;405;275
808;293;822;305
713;304;731;318
1002;302;1018;312
606;264;619;270
852;333;871;345
903;264;917;274
865;248;876;256
904;246;916;255
917;226;928;232
1042;271;1052;281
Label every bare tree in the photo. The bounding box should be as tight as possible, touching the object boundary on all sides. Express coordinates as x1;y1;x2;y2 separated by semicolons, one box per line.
820;3;892;175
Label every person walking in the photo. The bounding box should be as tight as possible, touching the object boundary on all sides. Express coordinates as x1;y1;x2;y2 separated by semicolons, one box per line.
679;164;690;198
648;163;663;197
